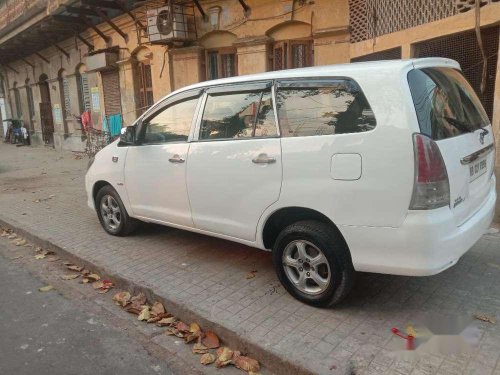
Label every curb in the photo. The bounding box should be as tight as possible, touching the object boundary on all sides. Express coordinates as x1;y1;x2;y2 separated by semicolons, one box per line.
0;215;314;375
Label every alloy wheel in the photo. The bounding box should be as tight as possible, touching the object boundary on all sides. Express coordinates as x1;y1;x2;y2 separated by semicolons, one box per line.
282;240;331;295
100;195;121;231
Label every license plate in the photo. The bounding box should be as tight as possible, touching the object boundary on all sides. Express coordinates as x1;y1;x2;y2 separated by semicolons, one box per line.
469;158;487;182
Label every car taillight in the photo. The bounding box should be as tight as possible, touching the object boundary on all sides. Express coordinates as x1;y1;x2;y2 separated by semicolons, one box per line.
409;134;450;210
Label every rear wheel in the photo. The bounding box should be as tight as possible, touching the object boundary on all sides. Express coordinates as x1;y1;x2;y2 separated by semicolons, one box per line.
272;220;354;307
96;185;138;236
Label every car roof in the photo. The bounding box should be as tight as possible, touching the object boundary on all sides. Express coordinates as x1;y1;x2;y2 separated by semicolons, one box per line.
142;57;459;119
176;57;459;93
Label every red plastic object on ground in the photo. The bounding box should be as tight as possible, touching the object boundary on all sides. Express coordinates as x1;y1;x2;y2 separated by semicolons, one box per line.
391;327;415;350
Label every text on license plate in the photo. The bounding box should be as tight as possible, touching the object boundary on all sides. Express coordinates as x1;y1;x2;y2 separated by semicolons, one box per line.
469;158;487;182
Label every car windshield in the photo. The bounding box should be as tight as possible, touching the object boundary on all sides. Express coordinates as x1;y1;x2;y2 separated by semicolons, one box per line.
408;67;489;140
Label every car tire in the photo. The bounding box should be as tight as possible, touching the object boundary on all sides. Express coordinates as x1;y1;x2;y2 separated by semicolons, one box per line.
272;220;355;307
96;185;139;236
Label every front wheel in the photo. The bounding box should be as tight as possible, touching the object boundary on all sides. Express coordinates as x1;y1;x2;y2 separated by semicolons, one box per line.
96;185;138;236
272;220;354;307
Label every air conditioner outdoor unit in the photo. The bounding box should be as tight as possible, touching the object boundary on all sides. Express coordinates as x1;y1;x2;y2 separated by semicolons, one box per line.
147;5;188;43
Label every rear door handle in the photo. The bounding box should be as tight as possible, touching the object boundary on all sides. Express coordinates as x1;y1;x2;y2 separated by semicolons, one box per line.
169;154;185;163
252;153;276;164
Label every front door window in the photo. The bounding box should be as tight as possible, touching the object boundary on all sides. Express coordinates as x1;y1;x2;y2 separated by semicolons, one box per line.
141;97;199;144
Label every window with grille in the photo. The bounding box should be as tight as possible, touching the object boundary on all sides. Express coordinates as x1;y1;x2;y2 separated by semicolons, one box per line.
136;61;154;115
59;77;71;118
77;73;91;113
272;40;313;71
206;49;237;80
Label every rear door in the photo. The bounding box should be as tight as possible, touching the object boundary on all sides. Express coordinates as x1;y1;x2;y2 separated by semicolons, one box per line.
186;82;282;241
408;66;495;225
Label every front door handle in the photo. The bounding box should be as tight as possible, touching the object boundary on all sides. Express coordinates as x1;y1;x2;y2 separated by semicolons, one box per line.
169;154;185;163
252;153;276;164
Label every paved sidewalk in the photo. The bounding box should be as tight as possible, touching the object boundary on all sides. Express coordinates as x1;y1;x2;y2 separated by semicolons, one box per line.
0;143;500;375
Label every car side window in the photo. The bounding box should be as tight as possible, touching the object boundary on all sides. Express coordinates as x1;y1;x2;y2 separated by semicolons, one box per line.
276;79;376;137
200;90;277;140
142;97;199;144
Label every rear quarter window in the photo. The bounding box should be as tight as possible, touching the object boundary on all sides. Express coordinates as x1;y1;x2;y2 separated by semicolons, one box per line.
276;79;376;137
407;67;489;140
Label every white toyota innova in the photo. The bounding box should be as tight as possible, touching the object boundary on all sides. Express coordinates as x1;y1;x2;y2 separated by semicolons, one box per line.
86;58;496;307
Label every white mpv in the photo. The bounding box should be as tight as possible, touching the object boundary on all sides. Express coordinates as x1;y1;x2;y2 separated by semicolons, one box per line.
86;58;496;307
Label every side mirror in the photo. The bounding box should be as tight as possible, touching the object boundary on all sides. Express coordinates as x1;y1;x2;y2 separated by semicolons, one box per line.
120;126;136;145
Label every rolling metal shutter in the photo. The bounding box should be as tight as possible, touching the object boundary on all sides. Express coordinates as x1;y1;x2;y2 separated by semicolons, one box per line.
101;69;122;116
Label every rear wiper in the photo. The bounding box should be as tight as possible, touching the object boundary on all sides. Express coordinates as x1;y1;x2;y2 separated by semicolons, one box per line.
444;117;474;133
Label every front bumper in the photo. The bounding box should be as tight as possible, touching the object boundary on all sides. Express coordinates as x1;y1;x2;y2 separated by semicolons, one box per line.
340;177;496;276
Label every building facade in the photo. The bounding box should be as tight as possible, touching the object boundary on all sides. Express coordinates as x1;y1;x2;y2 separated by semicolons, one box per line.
0;0;499;165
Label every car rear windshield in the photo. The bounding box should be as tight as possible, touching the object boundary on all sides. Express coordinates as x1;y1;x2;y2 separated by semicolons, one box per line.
407;67;489;140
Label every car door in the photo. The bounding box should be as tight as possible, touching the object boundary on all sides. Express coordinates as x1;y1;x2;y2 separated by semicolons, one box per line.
187;82;282;241
124;90;201;227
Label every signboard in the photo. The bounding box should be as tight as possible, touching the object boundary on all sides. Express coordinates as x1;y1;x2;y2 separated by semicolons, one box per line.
53;104;62;124
91;87;100;112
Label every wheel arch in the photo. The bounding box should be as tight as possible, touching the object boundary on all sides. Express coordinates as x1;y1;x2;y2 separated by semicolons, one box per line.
261;207;350;255
92;180;113;205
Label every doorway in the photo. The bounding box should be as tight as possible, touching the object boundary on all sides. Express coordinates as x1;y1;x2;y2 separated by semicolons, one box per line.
39;74;54;145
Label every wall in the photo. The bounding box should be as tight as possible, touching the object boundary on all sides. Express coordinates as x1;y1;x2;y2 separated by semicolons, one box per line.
349;2;500;165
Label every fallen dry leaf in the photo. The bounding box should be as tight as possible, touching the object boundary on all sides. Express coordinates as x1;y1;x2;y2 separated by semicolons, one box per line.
189;322;201;333
157;317;177;327
61;274;79;280
474;314;496;324
125;305;143;315
233;355;260;373
81;269;91;276
164;327;177;336
15;239;27;246
66;265;84;272
81;278;90;284
202;331;220;349
7;234;17;239
86;273;100;282
112;291;131;307
176;321;190;332
192;343;209;354
38;285;54;292
93;280;114;293
138;306;151;321
151;301;166;317
245;270;258;279
200;353;216;365
130;292;147;306
34;254;46;260
147;313;171;324
215;347;234;368
185;332;201;344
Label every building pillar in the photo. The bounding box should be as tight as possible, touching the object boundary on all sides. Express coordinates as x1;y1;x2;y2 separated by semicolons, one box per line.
313;27;350;65
116;58;138;127
169;46;205;91
234;36;272;74
401;44;415;59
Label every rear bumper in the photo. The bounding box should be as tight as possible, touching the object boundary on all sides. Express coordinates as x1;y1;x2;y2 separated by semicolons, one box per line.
341;177;496;276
